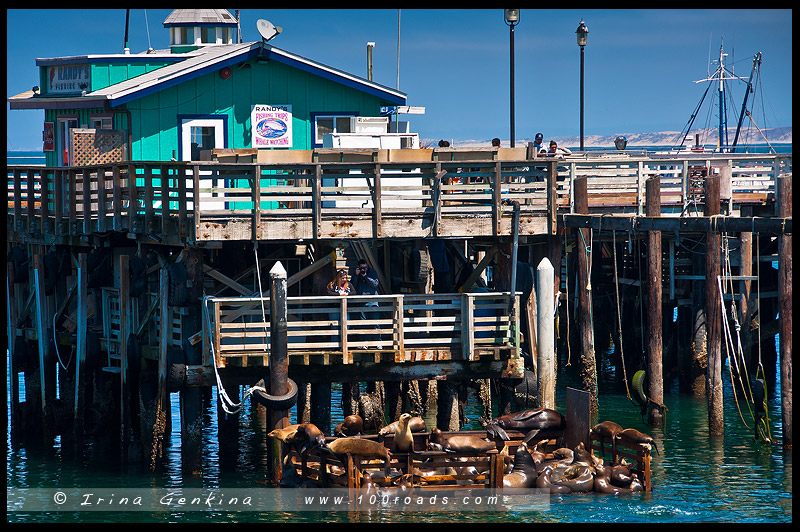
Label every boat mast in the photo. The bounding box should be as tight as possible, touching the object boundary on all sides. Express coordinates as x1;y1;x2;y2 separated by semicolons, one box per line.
731;52;762;153
716;41;728;152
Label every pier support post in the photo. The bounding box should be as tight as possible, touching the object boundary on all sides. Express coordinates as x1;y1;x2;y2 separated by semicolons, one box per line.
34;250;56;446
180;247;204;475
645;177;664;427
737;206;754;371
436;380;460;431
704;174;723;436
74;253;89;449
777;175;792;448
537;257;556;409
574;177;598;420
269;261;290;481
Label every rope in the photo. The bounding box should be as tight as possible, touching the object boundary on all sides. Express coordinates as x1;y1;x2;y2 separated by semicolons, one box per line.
612;230;632;401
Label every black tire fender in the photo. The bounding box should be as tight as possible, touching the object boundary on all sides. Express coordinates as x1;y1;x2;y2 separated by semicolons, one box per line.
251;377;299;410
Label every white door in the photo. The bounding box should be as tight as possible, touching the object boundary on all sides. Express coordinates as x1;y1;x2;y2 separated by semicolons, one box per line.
181;118;226;211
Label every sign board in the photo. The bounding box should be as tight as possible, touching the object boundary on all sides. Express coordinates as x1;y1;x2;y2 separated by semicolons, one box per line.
43;122;55;152
251;105;292;148
47;65;91;95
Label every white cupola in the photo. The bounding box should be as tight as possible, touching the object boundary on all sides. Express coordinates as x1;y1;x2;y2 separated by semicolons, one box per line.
163;9;239;51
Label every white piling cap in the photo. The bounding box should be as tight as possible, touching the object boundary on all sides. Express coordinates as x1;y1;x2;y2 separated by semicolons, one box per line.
269;261;287;277
537;257;554;272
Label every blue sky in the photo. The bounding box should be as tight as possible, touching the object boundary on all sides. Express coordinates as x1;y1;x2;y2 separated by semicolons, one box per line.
6;9;793;150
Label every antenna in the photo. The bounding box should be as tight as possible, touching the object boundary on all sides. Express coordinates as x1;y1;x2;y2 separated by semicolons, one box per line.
257;19;282;43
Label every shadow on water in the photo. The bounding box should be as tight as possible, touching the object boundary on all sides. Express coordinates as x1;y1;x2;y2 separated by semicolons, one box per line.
7;340;792;523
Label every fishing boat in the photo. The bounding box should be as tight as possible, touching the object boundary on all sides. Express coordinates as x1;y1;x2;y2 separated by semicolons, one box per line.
658;38;776;156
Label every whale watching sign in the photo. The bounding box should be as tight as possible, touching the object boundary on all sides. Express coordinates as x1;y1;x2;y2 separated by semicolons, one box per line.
252;105;292;148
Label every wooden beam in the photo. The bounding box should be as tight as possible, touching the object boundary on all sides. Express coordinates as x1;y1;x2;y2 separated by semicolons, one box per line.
203;264;253;296
286;251;334;288
457;246;498;293
561;214;792;235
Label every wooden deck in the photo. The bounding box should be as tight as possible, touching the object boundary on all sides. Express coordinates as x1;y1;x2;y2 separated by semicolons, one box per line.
6;152;791;244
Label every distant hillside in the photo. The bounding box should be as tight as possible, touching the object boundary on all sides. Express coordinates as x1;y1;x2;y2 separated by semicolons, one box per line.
439;126;792;148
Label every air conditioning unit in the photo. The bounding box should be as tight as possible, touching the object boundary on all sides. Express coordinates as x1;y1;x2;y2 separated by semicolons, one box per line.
350;116;388;134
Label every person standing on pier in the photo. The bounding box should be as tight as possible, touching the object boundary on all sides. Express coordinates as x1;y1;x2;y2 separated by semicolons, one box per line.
533;132;546;155
353;259;381;348
326;269;352;296
546;140;572;158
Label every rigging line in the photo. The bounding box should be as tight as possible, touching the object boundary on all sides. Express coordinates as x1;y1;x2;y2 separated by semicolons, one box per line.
143;10;152;51
253;240;269;355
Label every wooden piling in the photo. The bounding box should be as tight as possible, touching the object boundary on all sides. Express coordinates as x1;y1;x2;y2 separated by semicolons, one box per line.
180;247;204;474
119;254;131;462
573;177;598;420
704;174;723;436
777;175;792;448
269;261;290;481
537;257;555;409
74;253;88;448
645;176;664;427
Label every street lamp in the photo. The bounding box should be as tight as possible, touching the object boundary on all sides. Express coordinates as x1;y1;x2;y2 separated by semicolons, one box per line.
505;9;520;148
576;19;589;152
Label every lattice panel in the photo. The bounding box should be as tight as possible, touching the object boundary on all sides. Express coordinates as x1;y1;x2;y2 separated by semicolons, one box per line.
70;128;128;166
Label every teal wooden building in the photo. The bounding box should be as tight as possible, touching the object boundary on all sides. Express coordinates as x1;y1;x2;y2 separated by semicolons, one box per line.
8;9;407;167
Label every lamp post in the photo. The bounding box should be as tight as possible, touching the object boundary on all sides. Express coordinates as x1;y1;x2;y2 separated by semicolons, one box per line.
505;9;520;148
576;20;589;152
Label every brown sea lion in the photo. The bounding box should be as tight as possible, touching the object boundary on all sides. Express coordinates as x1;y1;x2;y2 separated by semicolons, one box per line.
610;462;634;487
392;413;415;453
594;464;635;495
549;462;595;493
334;415;364;437
484;408;566;441
619;428;660;456
268;424;302;443
294;423;327;453
379;416;426;436
429;427;497;454
536;465;572;494
326;437;392;476
590;421;624;459
502;442;539;488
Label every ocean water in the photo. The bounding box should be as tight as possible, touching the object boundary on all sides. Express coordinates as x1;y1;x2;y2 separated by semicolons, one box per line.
7;344;791;523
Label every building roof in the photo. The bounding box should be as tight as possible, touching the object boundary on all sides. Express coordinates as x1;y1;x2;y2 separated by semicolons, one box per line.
8;42;407;110
162;9;238;27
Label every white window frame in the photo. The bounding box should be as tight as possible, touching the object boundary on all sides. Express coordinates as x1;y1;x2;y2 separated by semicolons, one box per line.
180;118;226;161
313;114;355;147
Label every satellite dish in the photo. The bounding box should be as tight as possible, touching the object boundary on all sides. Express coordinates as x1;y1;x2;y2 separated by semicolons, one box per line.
257;19;282;42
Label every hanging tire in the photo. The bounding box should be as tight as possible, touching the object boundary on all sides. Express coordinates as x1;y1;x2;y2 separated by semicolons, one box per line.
632;370;648;406
251;377;299;410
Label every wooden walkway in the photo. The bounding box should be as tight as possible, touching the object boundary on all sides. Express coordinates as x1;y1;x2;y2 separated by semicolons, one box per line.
7;151;792;244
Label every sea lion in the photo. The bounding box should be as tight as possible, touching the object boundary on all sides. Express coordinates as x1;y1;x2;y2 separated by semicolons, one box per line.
326;437;392;476
536;465;572;494
392;413;415;453
619;428;660;456
294;423;327;453
268;424;301;443
379;416;426;436
549;462;595;493
429;427;497;454
590;421;624;459
502;442;539;488
334;415;364;437
610;461;634;487
594;465;635;495
484;408;566;442
571;441;594;469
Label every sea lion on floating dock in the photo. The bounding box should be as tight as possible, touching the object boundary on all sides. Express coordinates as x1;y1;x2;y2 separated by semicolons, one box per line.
502;442;539;488
549;462;595;493
483;408;566;441
268;424;302;443
428;428;497;454
392;413;415;453
610;461;634;487
326;437;392;477
536;465;572;494
379;416;426;436
594;464;636;495
619;428;660;456
591;421;624;459
294;423;327;453
334;415;364;437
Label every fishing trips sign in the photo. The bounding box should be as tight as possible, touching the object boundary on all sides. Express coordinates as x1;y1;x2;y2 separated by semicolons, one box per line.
251;105;292;148
47;65;91;94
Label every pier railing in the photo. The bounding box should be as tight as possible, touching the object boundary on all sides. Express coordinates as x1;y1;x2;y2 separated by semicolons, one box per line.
7;153;791;241
203;291;521;367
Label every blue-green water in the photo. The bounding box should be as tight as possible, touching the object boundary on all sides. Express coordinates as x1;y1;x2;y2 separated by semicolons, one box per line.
7;347;791;523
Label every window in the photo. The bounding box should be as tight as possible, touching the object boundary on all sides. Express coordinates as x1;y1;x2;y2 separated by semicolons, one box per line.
180;117;226;161
313;114;354;146
201;27;216;44
172;27;191;45
90;116;113;130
